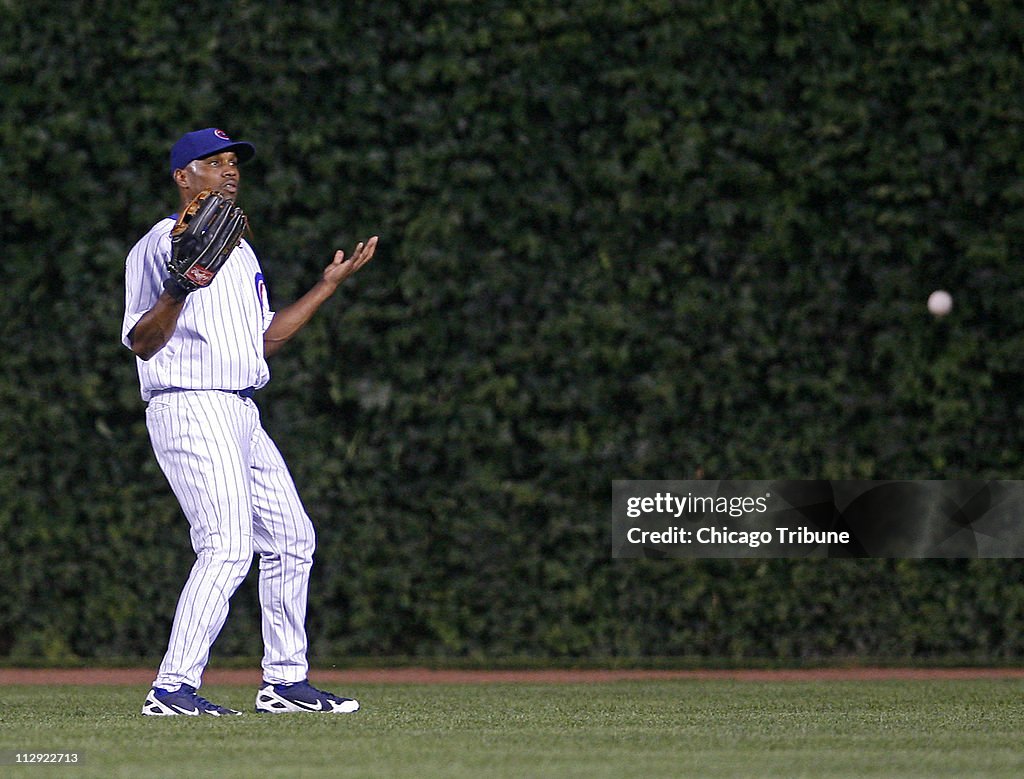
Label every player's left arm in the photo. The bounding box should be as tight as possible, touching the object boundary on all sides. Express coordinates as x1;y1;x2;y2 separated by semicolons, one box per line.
263;236;378;358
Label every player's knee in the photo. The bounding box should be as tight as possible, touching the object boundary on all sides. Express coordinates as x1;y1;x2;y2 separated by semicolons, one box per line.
292;527;315;563
226;552;254;578
196;538;254;575
286;514;315;562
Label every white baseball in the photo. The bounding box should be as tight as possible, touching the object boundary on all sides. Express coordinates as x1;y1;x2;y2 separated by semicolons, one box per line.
927;290;952;317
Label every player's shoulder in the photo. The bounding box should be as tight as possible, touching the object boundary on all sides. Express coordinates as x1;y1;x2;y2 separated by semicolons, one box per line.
237;236;262;263
127;216;175;260
143;215;176;241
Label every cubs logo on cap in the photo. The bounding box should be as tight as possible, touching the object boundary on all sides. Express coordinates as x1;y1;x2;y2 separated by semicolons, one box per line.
169;128;256;175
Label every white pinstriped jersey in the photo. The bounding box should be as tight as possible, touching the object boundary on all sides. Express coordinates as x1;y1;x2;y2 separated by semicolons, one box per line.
122;217;275;401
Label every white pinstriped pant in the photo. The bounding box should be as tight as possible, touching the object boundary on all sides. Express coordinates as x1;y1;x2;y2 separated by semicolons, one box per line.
146;390;315;690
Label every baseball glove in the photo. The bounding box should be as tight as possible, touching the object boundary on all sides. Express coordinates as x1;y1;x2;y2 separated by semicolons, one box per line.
164;189;248;300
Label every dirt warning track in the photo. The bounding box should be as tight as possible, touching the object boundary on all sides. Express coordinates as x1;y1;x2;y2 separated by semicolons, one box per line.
3;667;1024;686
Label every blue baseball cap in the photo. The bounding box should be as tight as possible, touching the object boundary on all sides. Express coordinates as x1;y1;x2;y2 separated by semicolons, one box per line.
169;128;255;175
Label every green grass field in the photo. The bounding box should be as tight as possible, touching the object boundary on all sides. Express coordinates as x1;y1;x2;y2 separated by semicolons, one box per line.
1;680;1022;778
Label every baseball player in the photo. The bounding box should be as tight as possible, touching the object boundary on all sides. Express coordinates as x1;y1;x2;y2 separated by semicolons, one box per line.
123;127;377;716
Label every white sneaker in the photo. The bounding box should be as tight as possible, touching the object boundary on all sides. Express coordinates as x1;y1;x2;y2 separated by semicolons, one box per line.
141;684;242;716
255;679;360;714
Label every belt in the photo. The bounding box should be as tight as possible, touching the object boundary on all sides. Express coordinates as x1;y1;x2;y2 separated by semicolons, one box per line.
149;387;257;401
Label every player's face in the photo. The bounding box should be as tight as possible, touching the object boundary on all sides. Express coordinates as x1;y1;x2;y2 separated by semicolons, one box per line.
180;151;241;201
